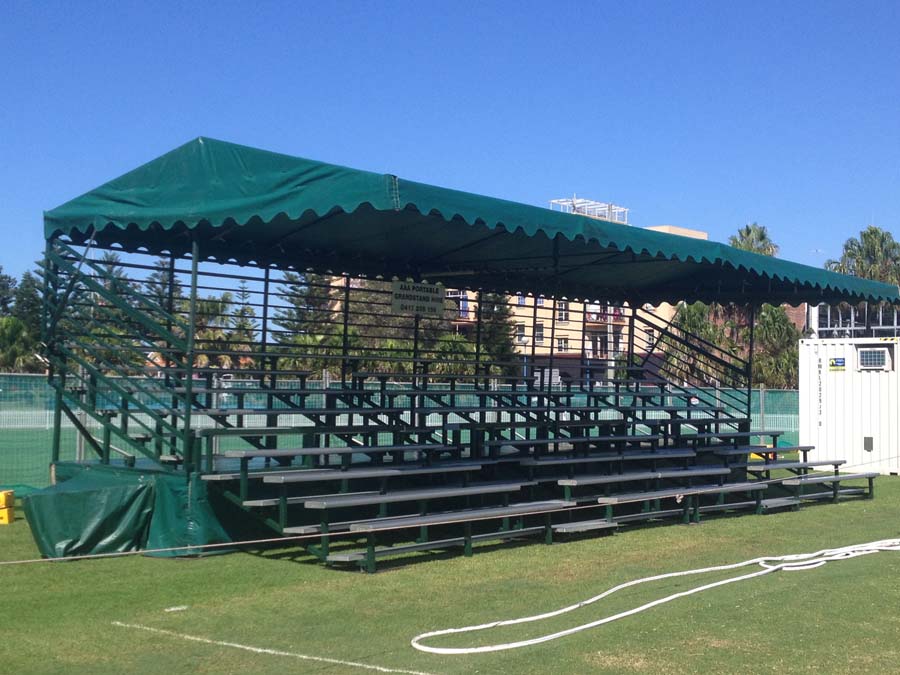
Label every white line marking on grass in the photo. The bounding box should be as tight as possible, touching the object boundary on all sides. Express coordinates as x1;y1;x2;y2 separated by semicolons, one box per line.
112;621;435;675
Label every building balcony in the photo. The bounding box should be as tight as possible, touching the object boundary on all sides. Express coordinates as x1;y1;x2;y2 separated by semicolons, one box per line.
585;309;627;324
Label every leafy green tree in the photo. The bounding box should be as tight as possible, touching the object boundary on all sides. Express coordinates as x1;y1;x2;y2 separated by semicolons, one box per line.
729;223;779;256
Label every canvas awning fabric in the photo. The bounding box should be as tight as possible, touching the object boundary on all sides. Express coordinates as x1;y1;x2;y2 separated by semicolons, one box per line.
44;137;899;305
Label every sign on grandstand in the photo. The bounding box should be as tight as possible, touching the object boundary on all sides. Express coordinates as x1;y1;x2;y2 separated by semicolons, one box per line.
391;280;445;317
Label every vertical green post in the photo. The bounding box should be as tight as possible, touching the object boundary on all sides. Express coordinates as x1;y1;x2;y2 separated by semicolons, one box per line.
278;484;288;530
547;297;557;399
182;238;199;476
746;304;755;425
51;385;63;463
340;274;351;385
102;422;111;464
365;533;377;573
239;457;249;501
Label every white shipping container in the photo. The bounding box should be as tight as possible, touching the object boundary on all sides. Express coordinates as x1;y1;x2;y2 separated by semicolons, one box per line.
799;337;900;475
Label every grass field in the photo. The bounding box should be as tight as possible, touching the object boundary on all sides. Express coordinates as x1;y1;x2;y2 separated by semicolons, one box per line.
3;476;900;674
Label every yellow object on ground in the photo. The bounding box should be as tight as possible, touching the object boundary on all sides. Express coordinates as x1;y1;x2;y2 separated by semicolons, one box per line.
0;490;13;508
0;507;13;525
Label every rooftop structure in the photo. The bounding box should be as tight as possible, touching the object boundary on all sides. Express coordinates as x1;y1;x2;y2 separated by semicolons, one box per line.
549;195;629;224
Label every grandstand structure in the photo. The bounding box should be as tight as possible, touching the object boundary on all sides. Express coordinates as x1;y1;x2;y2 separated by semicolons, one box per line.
34;137;896;570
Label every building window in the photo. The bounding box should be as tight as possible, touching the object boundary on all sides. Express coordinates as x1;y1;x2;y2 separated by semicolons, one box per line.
535;322;544;344
515;323;526;344
557;337;569;353
646;328;655;345
557;301;569;323
536;296;544;306
516;293;526;306
459;297;469;319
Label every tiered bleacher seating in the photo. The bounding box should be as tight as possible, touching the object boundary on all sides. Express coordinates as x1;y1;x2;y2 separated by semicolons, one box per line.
102;357;857;572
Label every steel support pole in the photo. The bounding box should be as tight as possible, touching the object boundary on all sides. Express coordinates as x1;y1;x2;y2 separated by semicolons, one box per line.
182;238;200;477
746;304;756;425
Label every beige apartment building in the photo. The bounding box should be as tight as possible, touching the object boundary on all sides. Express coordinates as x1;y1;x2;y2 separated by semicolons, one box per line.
446;224;709;376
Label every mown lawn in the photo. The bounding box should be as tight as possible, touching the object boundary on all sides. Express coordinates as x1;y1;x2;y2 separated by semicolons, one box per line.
3;477;900;674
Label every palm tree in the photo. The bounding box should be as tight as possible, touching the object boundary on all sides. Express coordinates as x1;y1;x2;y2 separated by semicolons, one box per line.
193;293;234;369
729;223;779;257
432;333;475;376
825;226;900;284
751;304;802;388
0;316;39;372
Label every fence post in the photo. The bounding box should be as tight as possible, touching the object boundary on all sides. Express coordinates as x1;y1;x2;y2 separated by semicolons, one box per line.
759;384;766;433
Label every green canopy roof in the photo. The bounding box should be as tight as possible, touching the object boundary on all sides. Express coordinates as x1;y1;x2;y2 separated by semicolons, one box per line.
45;137;899;305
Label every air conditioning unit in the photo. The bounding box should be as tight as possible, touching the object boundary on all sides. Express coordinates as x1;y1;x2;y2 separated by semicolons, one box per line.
858;347;892;371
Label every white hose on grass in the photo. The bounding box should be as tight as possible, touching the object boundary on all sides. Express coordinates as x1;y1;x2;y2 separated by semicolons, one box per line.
411;538;900;655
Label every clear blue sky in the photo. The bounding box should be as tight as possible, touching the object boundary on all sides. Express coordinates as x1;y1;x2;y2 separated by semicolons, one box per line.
1;0;898;278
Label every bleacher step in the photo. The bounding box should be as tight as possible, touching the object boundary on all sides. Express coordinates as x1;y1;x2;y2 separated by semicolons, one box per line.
553;519;619;534
326;526;546;563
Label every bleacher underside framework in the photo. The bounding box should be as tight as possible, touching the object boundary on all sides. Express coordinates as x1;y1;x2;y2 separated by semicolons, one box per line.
30;138;897;570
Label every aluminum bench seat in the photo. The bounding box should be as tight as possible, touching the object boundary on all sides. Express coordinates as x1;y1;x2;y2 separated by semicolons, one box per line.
223;444;448;459
302;481;533;509
261;461;481;484
558;466;731;487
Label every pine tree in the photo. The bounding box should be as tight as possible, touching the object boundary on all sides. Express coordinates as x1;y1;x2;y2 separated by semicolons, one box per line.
478;292;516;375
272;272;337;374
230;280;258;369
12;271;41;340
0;266;17;316
273;272;335;342
143;257;183;311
